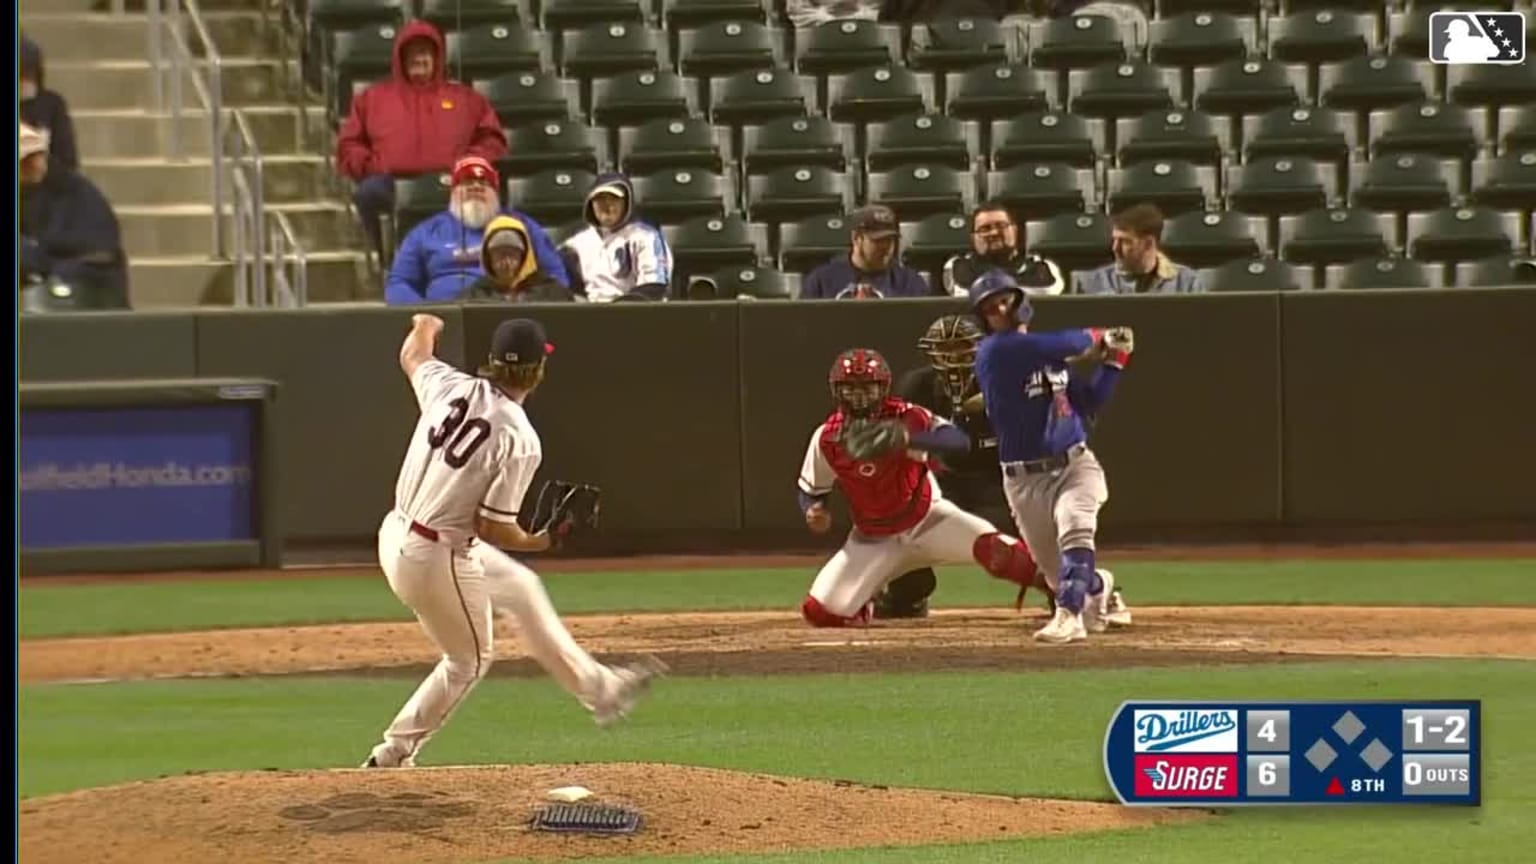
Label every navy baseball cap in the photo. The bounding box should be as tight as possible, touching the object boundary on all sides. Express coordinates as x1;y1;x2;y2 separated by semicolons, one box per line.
489;318;554;366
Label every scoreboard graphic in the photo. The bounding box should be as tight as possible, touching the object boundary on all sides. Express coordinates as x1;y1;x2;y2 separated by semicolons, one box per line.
1103;701;1481;806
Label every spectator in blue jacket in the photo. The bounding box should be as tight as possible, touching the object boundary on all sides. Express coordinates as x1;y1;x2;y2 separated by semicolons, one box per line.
1072;203;1204;295
801;204;933;300
384;156;568;304
20;33;79;172
20;123;127;309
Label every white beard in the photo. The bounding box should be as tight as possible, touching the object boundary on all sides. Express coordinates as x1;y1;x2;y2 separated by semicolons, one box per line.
453;199;496;229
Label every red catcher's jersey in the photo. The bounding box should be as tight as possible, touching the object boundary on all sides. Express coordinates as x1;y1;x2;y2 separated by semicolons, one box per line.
797;397;944;536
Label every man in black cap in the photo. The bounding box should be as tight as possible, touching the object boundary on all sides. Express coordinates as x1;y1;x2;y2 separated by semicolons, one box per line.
801;204;934;300
941;201;1065;298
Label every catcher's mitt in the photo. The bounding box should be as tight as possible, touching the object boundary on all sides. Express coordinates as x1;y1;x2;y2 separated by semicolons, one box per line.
529;480;602;547
841;417;910;461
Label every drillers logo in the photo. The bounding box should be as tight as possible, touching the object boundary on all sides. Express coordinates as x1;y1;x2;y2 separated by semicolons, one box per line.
1133;709;1239;753
1133;755;1239;798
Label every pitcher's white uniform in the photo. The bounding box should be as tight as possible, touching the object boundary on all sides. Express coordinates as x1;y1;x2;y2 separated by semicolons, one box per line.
368;358;618;768
798;399;998;619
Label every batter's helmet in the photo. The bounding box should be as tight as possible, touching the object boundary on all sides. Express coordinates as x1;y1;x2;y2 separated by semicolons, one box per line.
829;348;892;416
968;269;1033;327
917;315;983;401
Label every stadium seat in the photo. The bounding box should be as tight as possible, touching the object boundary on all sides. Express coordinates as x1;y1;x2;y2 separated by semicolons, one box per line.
1159;0;1265;15
500;119;604;177
1027;15;1129;70
794;20;899;76
505;168;597;226
865;165;974;221
1498;106;1536;153
1067;61;1177;121
1160;210;1264;269
824;66;930;125
417;0;527;32
907;18;1014;73
1266;11;1374;65
709;68;811;126
1369;103;1482;163
663;214;766;279
678;21;781;79
306;0;405;89
1319;55;1431;116
1455;254;1536;288
1242;106;1354;168
985;163;1094;221
560;22;663;79
1279;208;1392;267
476;72;580;127
663;0;768;32
1197;258;1306;293
1278;0;1380;12
542;0;646;31
620;117;725;174
943;65;1055;122
901;212;971;279
384;173;452;263
1148;12;1251;70
1228;156;1332;217
779;213;857;275
1471;152;1536;213
632;168;730;225
739;115;849;174
990;112;1102;170
325;24;397;120
592;70;694;128
1328;256;1439;290
1107;160;1215;217
685;265;794;300
1026;211;1114;275
1407;207;1518;263
1351;153;1457;214
865;114;978;172
443;24;545;81
1117;109;1225;167
1193;58;1305;117
1446;62;1536;110
746;166;848;224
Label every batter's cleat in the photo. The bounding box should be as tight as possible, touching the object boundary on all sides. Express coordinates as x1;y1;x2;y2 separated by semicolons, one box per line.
1103;588;1133;628
592;655;668;729
1083;569;1116;634
1033;607;1087;644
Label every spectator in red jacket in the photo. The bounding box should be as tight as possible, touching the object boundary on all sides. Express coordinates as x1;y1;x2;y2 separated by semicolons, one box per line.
335;19;508;255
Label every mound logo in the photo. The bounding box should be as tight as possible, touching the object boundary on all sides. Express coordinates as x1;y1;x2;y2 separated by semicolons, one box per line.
1133;755;1239;798
1133;709;1239;752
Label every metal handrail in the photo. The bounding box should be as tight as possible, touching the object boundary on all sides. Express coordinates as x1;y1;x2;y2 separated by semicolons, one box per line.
269;210;311;307
159;0;226;255
229;109;269;305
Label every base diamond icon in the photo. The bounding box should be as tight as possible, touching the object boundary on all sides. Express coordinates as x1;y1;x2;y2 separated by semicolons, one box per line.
1361;738;1395;773
1305;738;1339;772
1332;711;1366;744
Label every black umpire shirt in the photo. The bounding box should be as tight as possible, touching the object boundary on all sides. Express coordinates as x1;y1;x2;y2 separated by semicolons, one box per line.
895;366;1000;483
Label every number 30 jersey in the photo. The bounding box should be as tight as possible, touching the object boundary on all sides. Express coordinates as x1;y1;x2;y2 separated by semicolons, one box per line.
393;359;543;543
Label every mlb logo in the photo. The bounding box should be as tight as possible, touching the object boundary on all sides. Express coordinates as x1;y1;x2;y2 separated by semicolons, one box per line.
1429;11;1526;65
1132;709;1240;753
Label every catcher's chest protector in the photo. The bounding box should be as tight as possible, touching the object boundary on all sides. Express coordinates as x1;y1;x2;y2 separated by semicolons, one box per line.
820;406;935;535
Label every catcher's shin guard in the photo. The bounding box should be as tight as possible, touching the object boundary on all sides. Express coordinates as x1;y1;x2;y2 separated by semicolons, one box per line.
972;532;1040;610
873;568;936;619
801;595;872;628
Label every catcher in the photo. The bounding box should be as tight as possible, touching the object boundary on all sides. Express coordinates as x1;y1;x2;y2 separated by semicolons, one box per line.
796;347;1042;626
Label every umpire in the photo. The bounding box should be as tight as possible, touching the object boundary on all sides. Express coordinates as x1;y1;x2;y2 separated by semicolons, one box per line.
873;314;1053;618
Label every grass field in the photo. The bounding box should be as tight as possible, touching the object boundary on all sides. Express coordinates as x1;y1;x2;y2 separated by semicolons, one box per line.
18;558;1536;863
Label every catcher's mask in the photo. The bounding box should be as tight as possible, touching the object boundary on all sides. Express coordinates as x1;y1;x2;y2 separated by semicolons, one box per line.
967;269;1032;331
828;348;892;417
917;314;982;402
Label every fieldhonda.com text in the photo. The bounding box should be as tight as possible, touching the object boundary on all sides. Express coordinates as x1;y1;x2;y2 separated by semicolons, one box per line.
19;462;252;491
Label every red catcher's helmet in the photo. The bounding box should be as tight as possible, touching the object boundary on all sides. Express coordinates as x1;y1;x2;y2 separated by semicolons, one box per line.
828;348;892;416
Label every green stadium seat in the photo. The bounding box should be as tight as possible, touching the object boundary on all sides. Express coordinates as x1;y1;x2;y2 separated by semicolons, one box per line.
1197;258;1305;293
686;265;794;300
443;23;546;81
824;66;929;125
1228;156;1333;217
778;212;857;275
900;211;970;278
1160;210;1264;269
1408;207;1518;263
306;0;406;88
1266;11;1375;65
1026;15;1129;70
1242;106;1354;168
1106;160;1215;217
990;112;1102;170
383;172;451;264
417;0;528;32
985;163;1093;222
678;20;780;79
592;70;694;128
1279;0;1380;12
794;20;898;77
476;72;579;127
1319;55;1431;115
1328;256;1439;290
739;115;849;175
1067;61;1177;121
709;68;811;127
1279;208;1392;267
1369;103;1482;163
746;166;847;224
1118;109;1225;167
632;168;731;225
620;117;725;174
1160;0;1266;15
1471;152;1536;213
1499;106;1536;153
325;24;397;120
1455;254;1536;288
1351;153;1457;214
864;113;978;172
866;165;975;222
1446;62;1536;110
1193;58;1305;117
500;118;605;177
505;168;597;225
1025;211;1114;276
542;0;647;32
1148;12;1251;69
943;64;1054;123
560;22;663;79
664;214;766;279
663;0;768;32
907;18;1014;73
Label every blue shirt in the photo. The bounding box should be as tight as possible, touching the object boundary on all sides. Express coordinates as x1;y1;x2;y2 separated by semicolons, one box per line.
975;328;1122;463
385;208;569;305
800;255;932;300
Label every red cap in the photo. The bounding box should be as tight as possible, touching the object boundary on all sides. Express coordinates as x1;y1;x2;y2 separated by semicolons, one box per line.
452;155;499;188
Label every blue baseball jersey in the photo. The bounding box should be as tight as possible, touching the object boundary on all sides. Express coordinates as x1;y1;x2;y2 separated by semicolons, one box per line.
976;328;1118;463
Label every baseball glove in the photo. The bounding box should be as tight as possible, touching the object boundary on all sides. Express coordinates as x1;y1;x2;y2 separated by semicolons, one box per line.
529;480;602;546
841;417;910;460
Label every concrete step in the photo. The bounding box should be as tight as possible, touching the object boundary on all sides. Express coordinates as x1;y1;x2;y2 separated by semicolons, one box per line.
24;0;264;13
117;202;364;258
48;59;294;111
20;11;274;62
73;107;321;160
88;156;334;206
128;251;373;308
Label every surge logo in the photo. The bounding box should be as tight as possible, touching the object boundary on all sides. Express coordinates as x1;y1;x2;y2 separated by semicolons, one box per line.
1133;755;1239;798
1133;709;1239;752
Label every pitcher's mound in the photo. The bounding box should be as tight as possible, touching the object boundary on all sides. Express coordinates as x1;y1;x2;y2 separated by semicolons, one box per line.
19;762;1204;863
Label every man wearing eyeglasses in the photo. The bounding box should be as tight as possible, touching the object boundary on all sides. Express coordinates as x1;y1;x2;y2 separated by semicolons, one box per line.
941;202;1065;298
